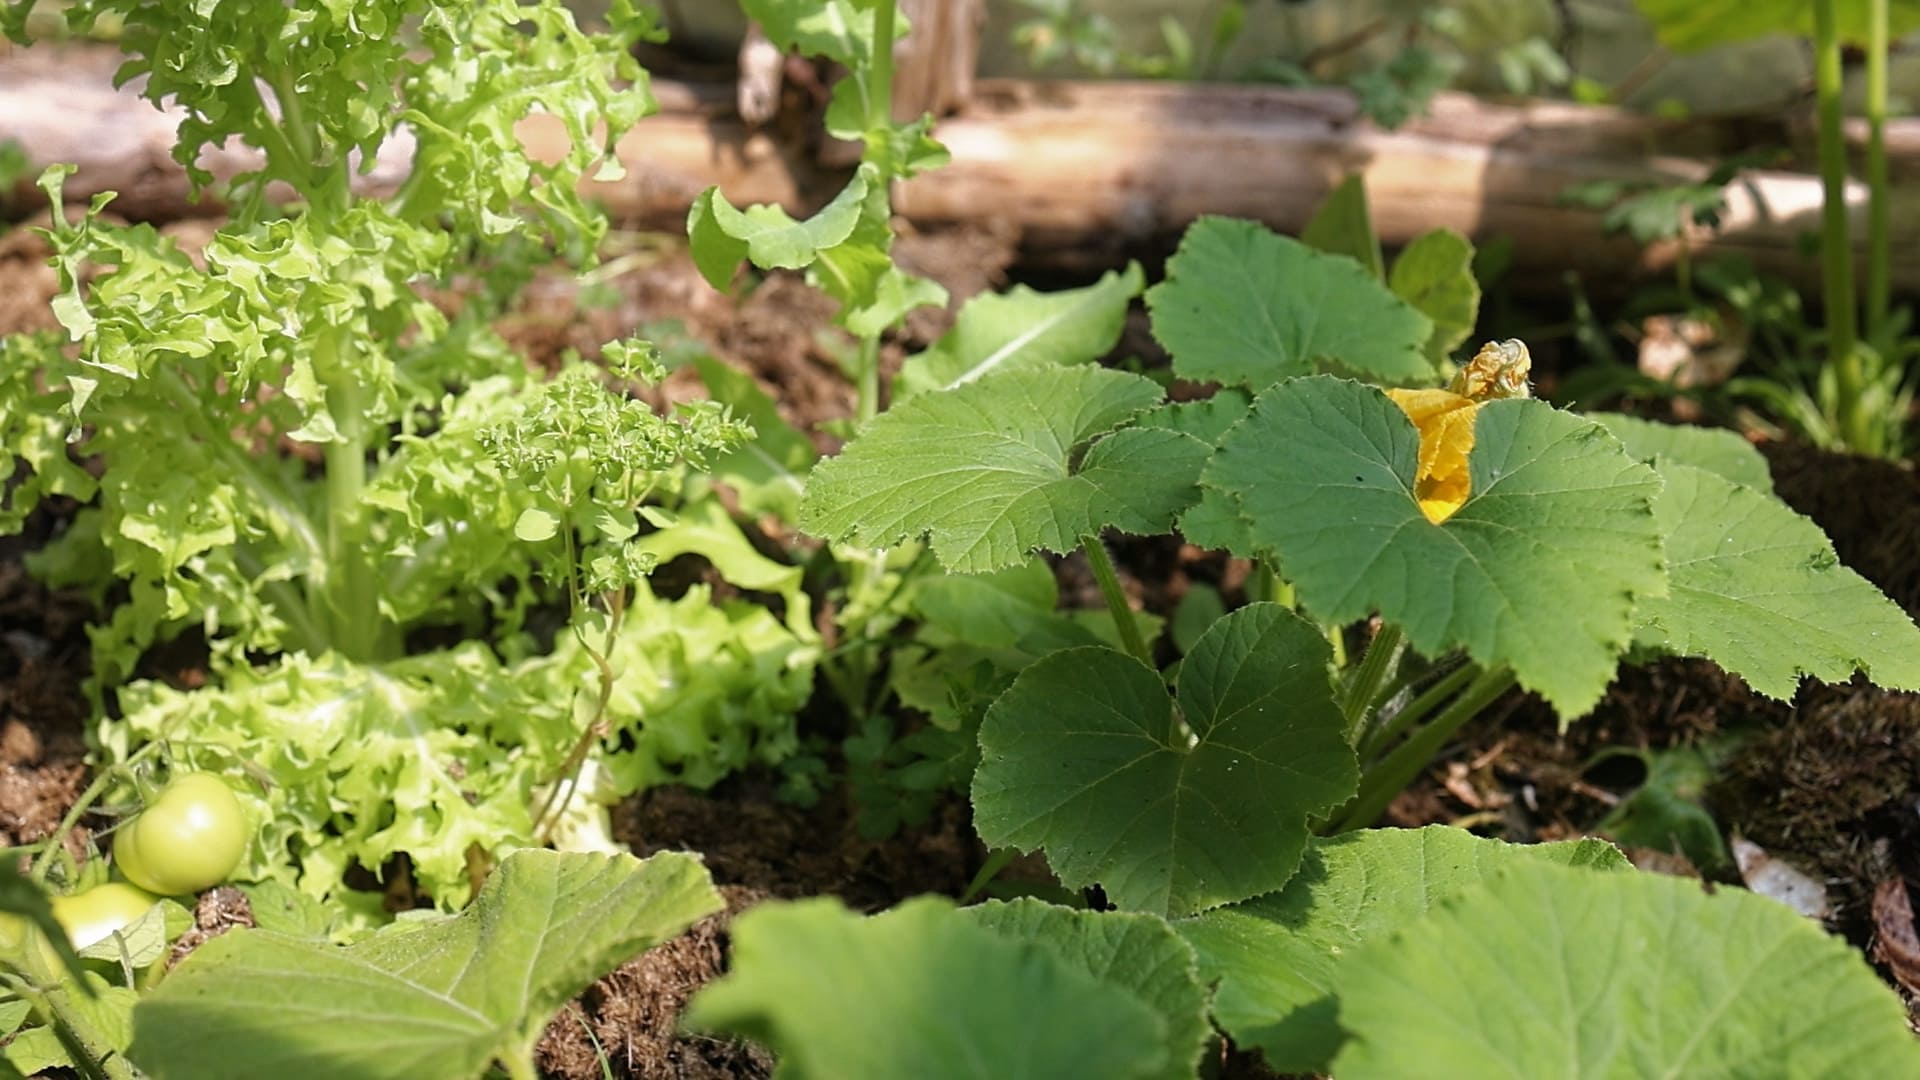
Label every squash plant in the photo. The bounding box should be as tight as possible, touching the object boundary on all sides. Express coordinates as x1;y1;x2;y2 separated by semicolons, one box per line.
686;15;1920;1055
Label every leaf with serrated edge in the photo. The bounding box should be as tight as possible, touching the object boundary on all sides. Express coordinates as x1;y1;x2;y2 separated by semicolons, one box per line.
1147;216;1433;389
685;896;1168;1080
1635;461;1920;697
1207;377;1665;717
894;263;1145;401
1333;860;1920;1078
973;604;1356;917
800;367;1208;572
129;851;721;1080
1175;827;1629;1074
962;899;1211;1080
1592;412;1772;491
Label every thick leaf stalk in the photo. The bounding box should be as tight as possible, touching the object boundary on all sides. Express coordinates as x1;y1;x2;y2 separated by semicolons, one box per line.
1812;0;1866;448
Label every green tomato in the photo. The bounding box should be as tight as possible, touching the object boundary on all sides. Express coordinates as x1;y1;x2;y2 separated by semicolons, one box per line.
51;882;160;952
113;772;249;896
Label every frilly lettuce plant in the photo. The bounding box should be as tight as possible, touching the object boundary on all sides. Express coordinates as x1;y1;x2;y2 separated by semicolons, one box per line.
0;0;812;911
725;181;1920;1072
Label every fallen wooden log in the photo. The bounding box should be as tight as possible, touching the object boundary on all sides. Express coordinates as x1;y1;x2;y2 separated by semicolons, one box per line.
1;43;1912;297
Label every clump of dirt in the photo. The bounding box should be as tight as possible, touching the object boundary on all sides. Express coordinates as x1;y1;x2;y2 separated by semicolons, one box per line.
1712;685;1920;943
0;503;94;860
537;885;776;1080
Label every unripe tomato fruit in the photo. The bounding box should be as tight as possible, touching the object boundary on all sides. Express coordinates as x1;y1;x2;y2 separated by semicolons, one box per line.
113;772;248;896
51;882;161;951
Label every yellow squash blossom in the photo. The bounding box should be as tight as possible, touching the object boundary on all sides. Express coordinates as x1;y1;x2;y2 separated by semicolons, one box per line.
1384;339;1532;524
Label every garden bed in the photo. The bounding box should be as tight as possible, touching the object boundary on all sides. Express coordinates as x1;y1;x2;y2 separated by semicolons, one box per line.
6;214;1920;1076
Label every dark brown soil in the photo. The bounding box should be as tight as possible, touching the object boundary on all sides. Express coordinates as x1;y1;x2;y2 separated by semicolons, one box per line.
8;204;1920;1074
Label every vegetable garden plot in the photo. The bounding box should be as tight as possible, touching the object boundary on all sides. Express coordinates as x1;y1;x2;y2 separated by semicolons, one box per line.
2;1;1920;1078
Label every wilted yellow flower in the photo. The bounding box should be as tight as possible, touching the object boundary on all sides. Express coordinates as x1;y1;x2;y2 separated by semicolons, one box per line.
1384;339;1532;524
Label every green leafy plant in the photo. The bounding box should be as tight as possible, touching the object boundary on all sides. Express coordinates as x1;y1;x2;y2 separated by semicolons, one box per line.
742;171;1920;1072
1634;0;1920;455
0;0;794;918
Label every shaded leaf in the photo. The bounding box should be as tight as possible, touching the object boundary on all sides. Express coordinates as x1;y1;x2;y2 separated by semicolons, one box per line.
1299;175;1383;280
973;604;1357;916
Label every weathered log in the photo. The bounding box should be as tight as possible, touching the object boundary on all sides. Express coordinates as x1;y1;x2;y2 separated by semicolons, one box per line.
1;44;1913;297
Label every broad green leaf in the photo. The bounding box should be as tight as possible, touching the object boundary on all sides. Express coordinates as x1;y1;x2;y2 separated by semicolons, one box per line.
1146;217;1434;389
893;263;1146;401
1633;461;1920;697
1333;860;1920;1078
1593;412;1772;491
1299;175;1384;280
634;497;803;600
129;851;721;1080
800;367;1209;573
973;604;1357;916
513;507;558;542
1138;391;1257;555
962;899;1211;1080
694;355;818;520
1175;827;1629;1074
687;170;871;290
1388;228;1480;362
1634;0;1920;50
685;896;1168;1080
1207;377;1666;716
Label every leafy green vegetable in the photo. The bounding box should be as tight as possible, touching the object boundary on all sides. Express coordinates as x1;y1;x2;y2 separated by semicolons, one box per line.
686;896;1171;1080
1206;377;1667;716
1147;217;1435;388
1633;461;1920;697
1388;228;1481;362
1333;860;1920;1077
1175;827;1629;1074
129;851;721;1080
800;367;1210;572
972;604;1357;916
893;263;1145;400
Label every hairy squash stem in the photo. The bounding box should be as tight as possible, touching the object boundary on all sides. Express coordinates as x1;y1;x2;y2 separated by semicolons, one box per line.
13;946;134;1080
1812;0;1866;449
1339;620;1405;739
1334;664;1518;831
1356;658;1478;761
850;0;898;425
1080;533;1154;669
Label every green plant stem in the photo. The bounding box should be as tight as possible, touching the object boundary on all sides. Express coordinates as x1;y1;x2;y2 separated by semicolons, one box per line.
1812;0;1865;449
1866;0;1891;341
28;743;163;884
1332;664;1516;831
13;957;135;1080
1080;533;1153;668
1356;658;1477;761
868;0;897;130
1339;621;1404;739
314;331;396;660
